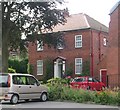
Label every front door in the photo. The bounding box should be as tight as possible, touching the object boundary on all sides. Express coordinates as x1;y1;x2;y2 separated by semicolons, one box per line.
54;58;65;78
100;69;107;86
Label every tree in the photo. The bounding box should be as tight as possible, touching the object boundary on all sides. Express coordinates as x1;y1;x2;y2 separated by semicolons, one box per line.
1;1;67;72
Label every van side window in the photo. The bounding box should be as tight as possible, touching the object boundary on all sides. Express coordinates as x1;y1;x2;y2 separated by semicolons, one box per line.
27;76;38;85
13;76;26;85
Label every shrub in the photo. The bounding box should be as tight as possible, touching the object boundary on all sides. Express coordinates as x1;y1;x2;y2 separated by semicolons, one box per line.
8;67;16;73
47;78;119;106
65;63;73;77
43;58;54;83
8;58;28;73
27;63;33;74
117;91;120;106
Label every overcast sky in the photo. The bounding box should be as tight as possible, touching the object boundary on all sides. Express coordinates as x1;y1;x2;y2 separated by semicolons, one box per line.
62;0;119;27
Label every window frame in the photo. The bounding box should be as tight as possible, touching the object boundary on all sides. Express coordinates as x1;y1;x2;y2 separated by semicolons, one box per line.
37;40;43;51
103;37;107;46
75;58;82;74
37;60;43;75
57;43;64;50
75;35;82;48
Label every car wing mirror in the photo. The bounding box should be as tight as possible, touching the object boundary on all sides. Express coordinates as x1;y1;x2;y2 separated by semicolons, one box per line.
36;81;40;86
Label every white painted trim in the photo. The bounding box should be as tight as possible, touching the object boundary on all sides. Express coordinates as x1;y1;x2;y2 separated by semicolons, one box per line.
54;58;66;78
84;14;90;28
100;69;107;82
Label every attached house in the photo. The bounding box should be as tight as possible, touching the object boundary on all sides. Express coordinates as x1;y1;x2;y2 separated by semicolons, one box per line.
28;13;108;85
107;1;120;88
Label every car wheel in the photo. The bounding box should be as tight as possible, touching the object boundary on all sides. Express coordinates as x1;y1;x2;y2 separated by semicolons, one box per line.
87;86;91;90
10;94;19;104
40;93;47;102
101;86;105;90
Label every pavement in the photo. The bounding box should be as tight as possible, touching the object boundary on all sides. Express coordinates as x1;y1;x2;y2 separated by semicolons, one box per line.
0;100;119;109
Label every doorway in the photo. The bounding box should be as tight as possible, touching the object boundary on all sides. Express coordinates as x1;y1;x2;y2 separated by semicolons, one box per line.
100;69;107;86
54;56;66;78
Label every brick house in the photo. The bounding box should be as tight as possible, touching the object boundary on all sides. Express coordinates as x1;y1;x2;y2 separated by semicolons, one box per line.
28;13;108;84
107;1;120;88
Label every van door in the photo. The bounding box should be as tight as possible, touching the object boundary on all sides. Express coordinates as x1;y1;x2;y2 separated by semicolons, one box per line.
26;76;41;99
12;75;30;99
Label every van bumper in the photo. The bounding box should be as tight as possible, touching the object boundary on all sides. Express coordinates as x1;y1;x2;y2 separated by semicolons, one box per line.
0;94;13;101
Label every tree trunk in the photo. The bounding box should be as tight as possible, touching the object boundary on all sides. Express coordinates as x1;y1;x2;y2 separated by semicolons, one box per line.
2;34;8;73
1;2;9;73
0;3;2;72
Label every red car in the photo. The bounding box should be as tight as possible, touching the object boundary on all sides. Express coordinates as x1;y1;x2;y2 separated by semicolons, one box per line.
70;76;105;91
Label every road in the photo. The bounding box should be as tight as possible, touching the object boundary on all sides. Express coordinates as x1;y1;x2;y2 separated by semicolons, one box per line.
1;100;119;109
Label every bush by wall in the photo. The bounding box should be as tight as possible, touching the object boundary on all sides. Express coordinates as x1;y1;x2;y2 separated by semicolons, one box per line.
8;67;16;73
8;58;28;73
43;58;54;83
27;63;34;74
47;78;119;106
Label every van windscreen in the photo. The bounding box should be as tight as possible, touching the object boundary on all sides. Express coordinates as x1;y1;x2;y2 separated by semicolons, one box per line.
0;74;9;87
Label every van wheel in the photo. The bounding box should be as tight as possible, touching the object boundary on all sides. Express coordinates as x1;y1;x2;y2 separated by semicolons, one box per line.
10;95;19;104
40;93;47;102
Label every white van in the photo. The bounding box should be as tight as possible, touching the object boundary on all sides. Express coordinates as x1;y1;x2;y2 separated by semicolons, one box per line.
0;73;48;104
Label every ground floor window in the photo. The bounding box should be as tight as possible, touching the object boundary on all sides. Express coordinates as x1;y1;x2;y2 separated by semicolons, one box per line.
75;58;82;74
37;60;43;75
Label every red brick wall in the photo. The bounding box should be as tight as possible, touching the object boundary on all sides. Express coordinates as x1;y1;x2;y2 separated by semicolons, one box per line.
28;29;91;79
28;29;108;80
91;30;108;79
107;4;120;88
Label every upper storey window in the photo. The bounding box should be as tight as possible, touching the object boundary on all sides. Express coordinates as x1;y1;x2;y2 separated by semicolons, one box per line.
37;40;43;51
75;35;82;48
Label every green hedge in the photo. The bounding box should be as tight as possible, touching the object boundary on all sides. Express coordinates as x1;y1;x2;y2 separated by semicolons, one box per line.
47;78;119;106
8;58;28;73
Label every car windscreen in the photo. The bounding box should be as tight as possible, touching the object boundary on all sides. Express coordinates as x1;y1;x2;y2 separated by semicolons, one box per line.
73;77;86;82
0;74;9;87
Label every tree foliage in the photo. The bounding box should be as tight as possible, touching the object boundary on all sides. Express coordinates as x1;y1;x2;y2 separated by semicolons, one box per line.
1;1;68;72
8;58;28;73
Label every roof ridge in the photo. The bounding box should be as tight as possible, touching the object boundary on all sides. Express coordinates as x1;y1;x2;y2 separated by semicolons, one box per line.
83;14;90;28
52;13;108;32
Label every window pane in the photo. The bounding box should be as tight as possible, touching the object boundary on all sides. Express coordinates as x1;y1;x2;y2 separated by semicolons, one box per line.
76;36;82;40
75;35;82;48
37;60;43;75
13;76;26;85
37;40;43;51
75;78;85;82
103;38;107;46
27;76;38;85
0;75;8;87
75;58;82;74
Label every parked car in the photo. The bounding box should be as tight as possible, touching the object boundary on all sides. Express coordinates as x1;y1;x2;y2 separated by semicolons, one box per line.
0;73;48;104
70;76;105;91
